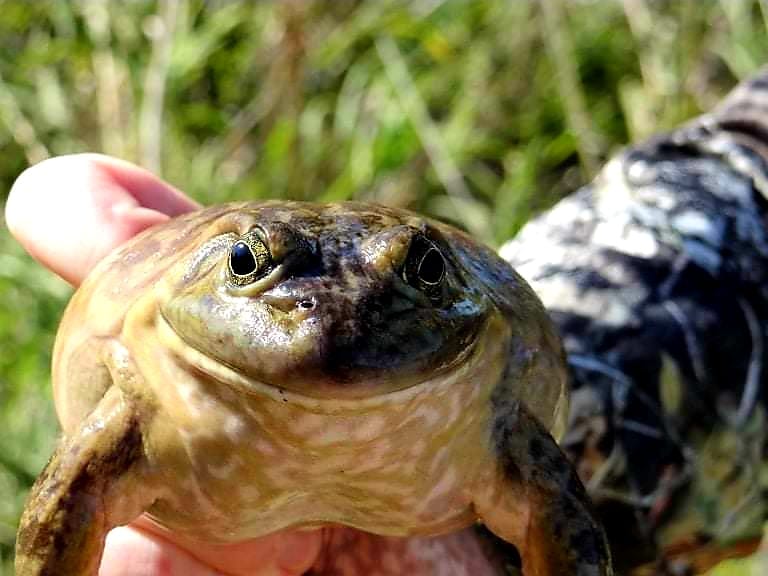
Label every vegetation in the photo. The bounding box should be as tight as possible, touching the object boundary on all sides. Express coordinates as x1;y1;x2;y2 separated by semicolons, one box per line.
1;1;767;573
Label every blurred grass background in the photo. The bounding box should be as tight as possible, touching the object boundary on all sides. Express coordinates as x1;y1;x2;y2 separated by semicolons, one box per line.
1;1;768;573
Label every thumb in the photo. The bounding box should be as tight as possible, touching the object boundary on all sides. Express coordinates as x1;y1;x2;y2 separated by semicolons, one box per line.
5;154;199;286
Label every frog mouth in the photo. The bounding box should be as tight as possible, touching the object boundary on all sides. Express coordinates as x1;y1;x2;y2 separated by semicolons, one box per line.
156;309;490;409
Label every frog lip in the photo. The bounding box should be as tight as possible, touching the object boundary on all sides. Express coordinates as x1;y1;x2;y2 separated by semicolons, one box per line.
257;286;421;316
156;307;485;406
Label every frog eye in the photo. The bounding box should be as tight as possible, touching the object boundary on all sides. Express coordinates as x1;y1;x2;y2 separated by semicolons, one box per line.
227;231;273;286
402;234;446;299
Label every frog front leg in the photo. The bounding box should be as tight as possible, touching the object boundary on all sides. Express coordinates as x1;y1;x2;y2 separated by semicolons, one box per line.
473;402;613;576
15;386;157;576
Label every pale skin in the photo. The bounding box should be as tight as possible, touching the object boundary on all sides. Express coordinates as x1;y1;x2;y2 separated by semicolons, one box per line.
6;154;323;576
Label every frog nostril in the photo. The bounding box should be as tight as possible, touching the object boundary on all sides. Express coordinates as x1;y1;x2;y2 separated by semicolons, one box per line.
262;293;316;313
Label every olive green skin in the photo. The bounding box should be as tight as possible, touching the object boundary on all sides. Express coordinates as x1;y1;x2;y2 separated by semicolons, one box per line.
16;201;611;576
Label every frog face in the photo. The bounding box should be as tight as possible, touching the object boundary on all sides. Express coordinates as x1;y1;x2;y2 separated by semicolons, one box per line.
161;202;490;399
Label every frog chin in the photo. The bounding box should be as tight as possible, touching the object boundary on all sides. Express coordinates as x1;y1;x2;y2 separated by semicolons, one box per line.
156;308;487;409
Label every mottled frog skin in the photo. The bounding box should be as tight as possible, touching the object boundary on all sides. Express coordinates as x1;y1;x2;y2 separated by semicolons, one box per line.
15;202;611;575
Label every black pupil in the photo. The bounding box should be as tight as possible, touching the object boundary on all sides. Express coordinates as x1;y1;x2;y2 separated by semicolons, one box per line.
230;242;257;276
418;248;444;284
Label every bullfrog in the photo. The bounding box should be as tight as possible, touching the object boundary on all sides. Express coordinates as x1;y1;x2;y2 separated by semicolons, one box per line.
14;201;612;575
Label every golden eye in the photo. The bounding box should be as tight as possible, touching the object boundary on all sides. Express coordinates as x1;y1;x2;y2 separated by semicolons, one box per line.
228;230;272;286
402;234;446;300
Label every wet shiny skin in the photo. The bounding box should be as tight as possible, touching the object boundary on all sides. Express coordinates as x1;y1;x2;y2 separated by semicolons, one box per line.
16;202;611;575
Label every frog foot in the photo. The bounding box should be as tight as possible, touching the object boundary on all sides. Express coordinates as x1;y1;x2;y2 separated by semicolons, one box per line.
15;387;156;576
472;402;613;576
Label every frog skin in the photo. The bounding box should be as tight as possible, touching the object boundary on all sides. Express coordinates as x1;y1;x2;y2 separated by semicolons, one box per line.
14;201;612;576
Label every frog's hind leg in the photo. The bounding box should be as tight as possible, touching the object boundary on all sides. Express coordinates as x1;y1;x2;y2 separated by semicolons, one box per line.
473;403;613;576
15;386;156;576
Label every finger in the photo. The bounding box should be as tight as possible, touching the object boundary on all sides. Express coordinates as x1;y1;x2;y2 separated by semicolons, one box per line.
100;521;323;576
5;153;199;286
99;527;219;576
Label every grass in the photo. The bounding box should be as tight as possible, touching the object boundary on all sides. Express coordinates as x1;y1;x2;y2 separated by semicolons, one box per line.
1;1;767;572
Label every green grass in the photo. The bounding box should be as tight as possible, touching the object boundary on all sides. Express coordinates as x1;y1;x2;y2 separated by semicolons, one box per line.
1;1;767;572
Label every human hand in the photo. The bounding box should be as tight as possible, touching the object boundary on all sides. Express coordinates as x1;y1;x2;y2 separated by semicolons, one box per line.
6;153;323;576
